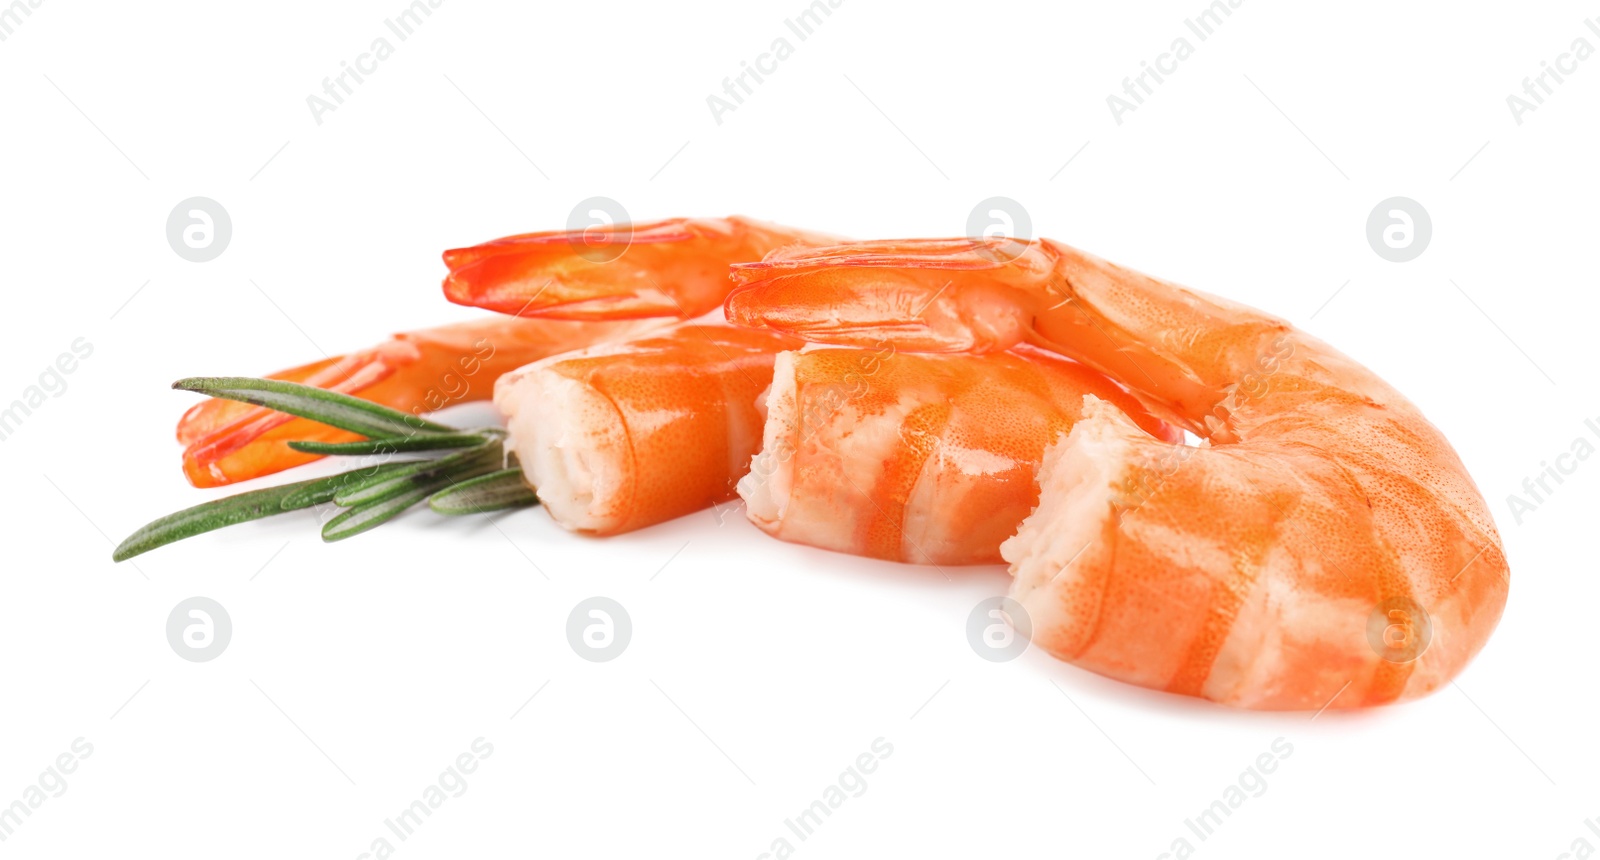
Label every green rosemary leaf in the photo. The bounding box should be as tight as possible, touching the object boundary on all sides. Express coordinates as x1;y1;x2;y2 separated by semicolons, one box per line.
174;376;455;439
321;461;501;542
287;433;486;456
277;460;419;510
320;485;438;543
113;476;328;562
332;443;501;508
428;469;539;515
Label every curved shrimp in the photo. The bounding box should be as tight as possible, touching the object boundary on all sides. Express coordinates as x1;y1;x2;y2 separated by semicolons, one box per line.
741;346;1178;565
495;321;800;535
726;237;1509;710
178;216;828;488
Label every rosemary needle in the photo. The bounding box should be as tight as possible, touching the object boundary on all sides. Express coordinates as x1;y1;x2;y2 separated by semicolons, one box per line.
112;376;535;561
429;469;541;515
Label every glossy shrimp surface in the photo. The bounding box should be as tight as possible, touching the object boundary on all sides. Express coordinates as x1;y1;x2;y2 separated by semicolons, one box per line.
727;237;1509;710
178;216;828;487
444;216;838;320
495;322;801;535
177;316;665;487
741;346;1177;565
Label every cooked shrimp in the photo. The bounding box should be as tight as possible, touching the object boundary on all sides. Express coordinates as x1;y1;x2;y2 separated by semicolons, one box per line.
726;237;1509;710
120;319;798;559
444;216;838;320
496;320;801;535
179;216;828;487
741;345;1177;565
177;316;666;487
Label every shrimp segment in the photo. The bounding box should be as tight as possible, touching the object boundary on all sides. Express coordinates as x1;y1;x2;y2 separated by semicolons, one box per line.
495;322;801;535
179;216;829;488
727;237;1509;709
740;346;1178;565
178;316;666;487
444;216;837;320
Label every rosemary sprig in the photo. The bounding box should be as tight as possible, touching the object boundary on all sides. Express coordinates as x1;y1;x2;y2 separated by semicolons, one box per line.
323;461;503;541
112;473;340;562
173;377;456;438
287;434;485;456
332;441;502;508
322;484;446;542
112;377;541;562
277;460;417;509
429;468;541;515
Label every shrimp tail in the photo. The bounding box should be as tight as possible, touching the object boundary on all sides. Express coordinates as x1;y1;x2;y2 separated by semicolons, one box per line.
180;216;832;489
176;316;664;488
444;216;839;321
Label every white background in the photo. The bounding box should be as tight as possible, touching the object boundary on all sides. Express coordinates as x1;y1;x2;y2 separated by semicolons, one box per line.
0;0;1595;857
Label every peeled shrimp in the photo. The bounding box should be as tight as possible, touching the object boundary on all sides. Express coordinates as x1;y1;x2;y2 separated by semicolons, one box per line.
496;321;799;534
726;237;1509;710
501;323;1176;548
741;345;1177;565
178;216;827;487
